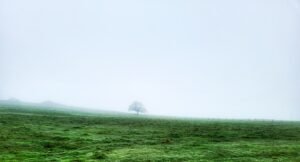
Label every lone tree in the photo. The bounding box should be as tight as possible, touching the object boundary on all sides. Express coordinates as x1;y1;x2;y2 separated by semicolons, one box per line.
128;101;146;115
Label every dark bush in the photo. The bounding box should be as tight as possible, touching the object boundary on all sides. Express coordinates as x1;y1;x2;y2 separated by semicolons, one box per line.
93;151;107;160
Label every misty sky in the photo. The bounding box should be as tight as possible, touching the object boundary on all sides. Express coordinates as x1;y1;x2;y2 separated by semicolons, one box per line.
1;0;299;120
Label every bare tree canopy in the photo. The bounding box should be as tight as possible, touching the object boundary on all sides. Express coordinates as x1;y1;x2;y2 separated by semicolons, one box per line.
128;101;146;115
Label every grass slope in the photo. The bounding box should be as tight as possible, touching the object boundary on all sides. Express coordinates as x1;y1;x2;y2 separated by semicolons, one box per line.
0;105;300;161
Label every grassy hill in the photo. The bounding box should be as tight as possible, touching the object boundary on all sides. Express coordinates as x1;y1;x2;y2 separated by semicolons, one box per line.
0;104;300;161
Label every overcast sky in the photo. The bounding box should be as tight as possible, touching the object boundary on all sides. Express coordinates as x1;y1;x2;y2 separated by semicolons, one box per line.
1;0;299;120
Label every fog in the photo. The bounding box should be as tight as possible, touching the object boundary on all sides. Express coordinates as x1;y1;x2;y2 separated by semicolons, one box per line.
1;0;299;120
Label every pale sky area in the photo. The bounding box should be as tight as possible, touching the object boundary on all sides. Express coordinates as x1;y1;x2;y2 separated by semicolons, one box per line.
0;0;299;120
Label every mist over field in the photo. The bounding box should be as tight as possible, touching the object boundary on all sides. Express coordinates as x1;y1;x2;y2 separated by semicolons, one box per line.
1;0;300;120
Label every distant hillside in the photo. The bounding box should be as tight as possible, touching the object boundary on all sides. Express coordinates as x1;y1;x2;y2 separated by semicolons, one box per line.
39;100;67;108
0;98;65;108
0;98;127;116
0;98;81;114
0;98;22;105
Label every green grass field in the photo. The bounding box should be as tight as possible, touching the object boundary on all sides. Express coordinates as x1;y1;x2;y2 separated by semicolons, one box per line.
0;104;300;161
